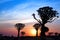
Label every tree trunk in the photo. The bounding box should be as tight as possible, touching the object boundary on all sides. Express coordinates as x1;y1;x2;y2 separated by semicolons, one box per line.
36;29;38;37
40;24;46;40
18;30;20;40
18;30;20;38
36;29;38;40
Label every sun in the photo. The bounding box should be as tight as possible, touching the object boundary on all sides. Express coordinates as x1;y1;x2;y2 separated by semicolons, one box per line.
30;29;36;36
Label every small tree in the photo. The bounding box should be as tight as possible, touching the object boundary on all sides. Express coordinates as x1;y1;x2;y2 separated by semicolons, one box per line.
15;23;25;38
33;23;41;37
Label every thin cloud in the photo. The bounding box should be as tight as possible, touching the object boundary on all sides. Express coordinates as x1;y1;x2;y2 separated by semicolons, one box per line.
0;0;60;23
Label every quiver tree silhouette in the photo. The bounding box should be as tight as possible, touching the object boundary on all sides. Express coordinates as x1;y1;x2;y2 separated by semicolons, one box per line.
37;6;59;24
33;23;41;37
32;6;59;40
15;23;25;38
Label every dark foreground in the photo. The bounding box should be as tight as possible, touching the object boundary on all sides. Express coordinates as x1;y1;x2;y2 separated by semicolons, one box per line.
0;36;60;40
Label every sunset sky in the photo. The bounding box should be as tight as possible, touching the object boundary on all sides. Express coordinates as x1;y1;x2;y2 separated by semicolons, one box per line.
0;0;60;37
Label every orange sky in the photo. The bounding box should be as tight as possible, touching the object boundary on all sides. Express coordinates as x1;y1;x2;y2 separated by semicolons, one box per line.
0;20;60;37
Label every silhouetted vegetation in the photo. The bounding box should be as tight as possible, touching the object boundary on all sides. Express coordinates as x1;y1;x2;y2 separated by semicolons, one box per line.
32;6;59;40
33;23;41;37
33;23;41;40
0;33;60;40
0;6;59;40
15;23;25;40
21;31;25;37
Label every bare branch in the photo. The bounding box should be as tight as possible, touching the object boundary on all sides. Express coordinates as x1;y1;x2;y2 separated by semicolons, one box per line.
32;13;42;24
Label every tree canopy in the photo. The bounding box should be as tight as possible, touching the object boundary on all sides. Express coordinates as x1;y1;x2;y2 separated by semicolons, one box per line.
37;6;59;24
15;23;25;30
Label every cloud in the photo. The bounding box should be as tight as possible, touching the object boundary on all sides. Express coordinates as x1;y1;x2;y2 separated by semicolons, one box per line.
0;0;60;24
0;2;38;22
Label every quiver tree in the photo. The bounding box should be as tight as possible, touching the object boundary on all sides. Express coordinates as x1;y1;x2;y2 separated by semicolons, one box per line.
15;23;25;38
33;23;41;37
32;6;59;40
37;6;59;24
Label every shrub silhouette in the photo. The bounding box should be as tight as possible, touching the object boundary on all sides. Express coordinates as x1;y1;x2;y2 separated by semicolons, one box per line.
21;31;25;37
48;32;53;36
55;32;59;36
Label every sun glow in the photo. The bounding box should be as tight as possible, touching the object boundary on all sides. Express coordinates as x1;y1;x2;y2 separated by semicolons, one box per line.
30;29;36;36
